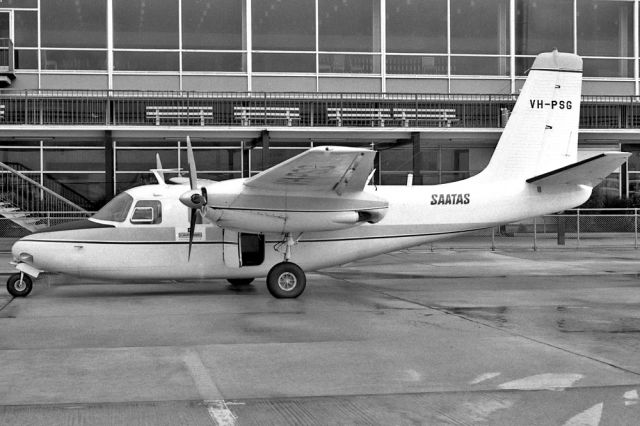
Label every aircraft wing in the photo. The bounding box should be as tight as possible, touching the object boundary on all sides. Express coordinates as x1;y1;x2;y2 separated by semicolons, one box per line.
526;152;630;187
244;146;376;195
204;146;387;234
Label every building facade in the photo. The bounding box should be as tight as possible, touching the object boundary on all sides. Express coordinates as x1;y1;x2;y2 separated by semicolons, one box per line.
0;0;639;210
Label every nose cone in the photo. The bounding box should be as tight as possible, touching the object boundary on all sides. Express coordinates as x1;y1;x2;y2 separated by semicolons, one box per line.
11;236;35;263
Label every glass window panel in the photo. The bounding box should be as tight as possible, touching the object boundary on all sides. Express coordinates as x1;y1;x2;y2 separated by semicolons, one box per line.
627;151;640;171
0;0;37;7
583;58;633;78
451;0;509;54
114;51;179;71
183;52;245;72
253;53;315;73
14;11;37;47
182;0;243;50
515;0;573;55
114;0;178;49
441;172;470;183
43;149;104;171
0;148;40;170
41;50;107;71
116;149;177;172
380;172;411;185
319;54;380;74
41;0;106;48
0;13;8;39
179;148;241;171
115;172;156;193
380;146;411;172
441;149;469;171
319;0;379;52
15;49;37;69
44;172;106;205
386;55;447;75
451;56;510;76
419;149;440;172
386;0;446;53
577;1;633;57
515;56;535;76
250;148;305;171
253;0;314;51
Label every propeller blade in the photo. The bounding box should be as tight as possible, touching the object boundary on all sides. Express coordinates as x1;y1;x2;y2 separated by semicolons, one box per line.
188;208;197;261
186;136;198;191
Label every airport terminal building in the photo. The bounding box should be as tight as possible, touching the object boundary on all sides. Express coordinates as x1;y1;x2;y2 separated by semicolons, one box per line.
0;0;639;211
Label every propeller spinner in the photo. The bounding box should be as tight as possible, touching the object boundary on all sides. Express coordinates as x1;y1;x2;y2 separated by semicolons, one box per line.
179;136;208;260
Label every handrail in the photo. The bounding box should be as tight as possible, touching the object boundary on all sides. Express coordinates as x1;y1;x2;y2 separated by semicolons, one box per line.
0;88;635;129
0;161;87;212
3;162;95;210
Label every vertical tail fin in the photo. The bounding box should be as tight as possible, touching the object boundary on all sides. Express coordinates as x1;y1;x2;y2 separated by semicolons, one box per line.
481;51;583;181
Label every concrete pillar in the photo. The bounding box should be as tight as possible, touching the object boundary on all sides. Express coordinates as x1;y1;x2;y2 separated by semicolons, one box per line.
411;132;422;185
261;129;270;170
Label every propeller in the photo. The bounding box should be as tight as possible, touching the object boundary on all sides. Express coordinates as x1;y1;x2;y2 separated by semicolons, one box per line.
179;136;208;260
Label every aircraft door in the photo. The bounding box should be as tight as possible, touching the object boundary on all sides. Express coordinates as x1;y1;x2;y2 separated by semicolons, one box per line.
222;229;240;267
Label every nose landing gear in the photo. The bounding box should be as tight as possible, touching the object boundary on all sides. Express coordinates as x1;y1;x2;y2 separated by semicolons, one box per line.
7;273;33;297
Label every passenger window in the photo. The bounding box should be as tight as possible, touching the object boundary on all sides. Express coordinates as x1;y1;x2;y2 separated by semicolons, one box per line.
130;200;162;224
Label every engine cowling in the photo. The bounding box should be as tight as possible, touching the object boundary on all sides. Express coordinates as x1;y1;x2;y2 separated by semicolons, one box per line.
206;208;387;233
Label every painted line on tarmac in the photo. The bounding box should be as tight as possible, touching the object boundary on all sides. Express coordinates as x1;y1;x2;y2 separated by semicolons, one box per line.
183;349;237;426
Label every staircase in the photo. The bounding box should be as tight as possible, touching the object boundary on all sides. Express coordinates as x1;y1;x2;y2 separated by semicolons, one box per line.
0;161;90;233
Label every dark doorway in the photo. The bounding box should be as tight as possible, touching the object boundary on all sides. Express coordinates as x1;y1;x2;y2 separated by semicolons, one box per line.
240;233;265;266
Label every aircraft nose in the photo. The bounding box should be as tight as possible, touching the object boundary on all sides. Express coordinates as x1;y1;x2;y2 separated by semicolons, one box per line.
11;237;36;264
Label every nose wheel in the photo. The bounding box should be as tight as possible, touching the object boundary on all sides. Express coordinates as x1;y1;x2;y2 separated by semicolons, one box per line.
266;262;306;298
7;273;33;297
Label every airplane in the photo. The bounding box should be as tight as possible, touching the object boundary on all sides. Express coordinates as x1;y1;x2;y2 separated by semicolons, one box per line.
6;50;630;299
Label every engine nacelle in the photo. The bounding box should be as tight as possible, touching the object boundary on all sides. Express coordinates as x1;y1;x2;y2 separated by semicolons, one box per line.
206;208;387;233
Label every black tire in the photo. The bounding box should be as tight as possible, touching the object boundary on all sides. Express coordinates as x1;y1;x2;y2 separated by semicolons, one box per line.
266;262;306;299
227;278;255;286
7;273;33;297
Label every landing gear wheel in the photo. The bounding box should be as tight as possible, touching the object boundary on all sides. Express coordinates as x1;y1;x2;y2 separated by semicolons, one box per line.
7;273;33;297
266;262;306;299
227;278;255;286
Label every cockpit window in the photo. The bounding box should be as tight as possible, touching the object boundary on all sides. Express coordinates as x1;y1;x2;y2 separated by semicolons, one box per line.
130;200;162;224
92;192;134;222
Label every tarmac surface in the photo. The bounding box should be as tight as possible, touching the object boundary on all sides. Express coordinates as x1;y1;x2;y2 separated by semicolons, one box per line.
1;235;640;425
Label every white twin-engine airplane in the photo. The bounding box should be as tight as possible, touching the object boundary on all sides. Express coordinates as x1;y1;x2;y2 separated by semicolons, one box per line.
6;51;630;299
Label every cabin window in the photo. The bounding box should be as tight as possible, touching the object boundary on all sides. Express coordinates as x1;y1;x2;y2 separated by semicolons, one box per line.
92;192;133;222
240;233;265;267
130;200;162;224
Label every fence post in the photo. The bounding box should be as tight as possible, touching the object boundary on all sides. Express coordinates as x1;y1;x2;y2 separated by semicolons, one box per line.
635;208;638;249
533;217;537;251
576;210;581;248
491;227;495;251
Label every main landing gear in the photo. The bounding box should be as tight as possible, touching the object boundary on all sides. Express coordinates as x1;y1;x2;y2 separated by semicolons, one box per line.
7;272;33;297
266;233;306;299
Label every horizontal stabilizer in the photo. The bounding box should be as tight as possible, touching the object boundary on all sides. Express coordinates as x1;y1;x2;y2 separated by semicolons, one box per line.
526;152;630;187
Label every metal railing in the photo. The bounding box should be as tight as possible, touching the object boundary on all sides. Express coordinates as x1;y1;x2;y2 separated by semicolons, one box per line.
3;162;96;210
0;89;638;129
0;161;89;232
